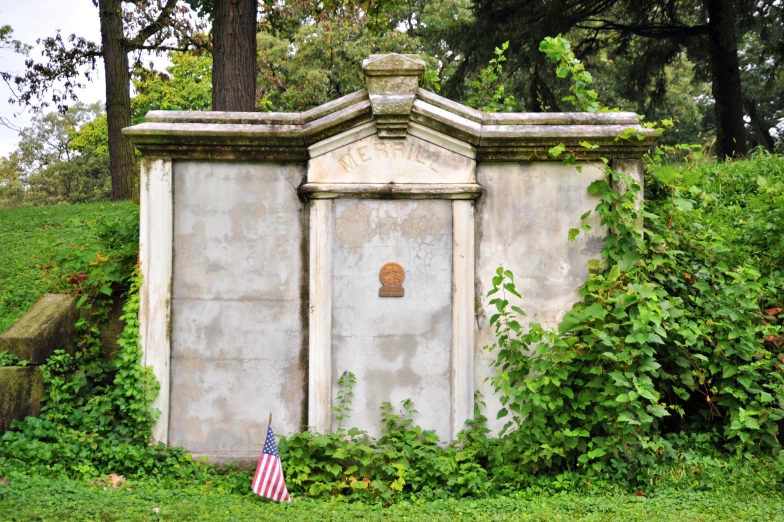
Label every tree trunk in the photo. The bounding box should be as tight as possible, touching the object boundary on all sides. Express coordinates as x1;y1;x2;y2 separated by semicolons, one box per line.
212;0;258;111
743;98;776;153
98;0;137;200
705;0;748;159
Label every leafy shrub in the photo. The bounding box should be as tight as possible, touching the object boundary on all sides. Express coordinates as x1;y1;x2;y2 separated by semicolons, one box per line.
0;270;177;478
479;133;784;481
0;351;29;367
279;397;493;502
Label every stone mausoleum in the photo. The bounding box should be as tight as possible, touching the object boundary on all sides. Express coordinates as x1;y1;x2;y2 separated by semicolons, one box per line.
124;54;649;462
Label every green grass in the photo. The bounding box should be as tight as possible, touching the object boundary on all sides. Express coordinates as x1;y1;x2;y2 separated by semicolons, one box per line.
0;474;783;522
0;201;135;334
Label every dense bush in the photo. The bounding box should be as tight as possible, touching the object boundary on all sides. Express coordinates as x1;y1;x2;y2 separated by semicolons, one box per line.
481;153;784;481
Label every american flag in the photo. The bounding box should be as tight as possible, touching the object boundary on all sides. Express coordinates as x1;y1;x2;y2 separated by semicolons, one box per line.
251;425;291;502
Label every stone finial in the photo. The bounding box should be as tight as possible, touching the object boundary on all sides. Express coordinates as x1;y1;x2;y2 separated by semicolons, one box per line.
362;54;426;138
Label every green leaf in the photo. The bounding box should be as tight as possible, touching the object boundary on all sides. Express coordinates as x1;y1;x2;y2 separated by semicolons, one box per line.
673;198;694;211
619;251;642;272
76;294;88;308
548;143;566;158
654;165;679;186
511;305;526;316
587;180;611;196
504;283;522;298
737;375;754;390
682;169;701;187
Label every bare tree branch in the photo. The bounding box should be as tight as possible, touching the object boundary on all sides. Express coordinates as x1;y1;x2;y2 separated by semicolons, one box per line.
125;0;180;49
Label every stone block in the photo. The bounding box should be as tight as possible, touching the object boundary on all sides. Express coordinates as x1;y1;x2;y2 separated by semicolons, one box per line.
0;294;78;365
0;366;43;433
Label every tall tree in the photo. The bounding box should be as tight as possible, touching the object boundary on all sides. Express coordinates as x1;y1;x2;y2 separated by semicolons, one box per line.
13;1;204;200
186;0;258;111
1;102;112;206
705;0;747;157
587;0;752;157
452;0;781;158
213;0;257;111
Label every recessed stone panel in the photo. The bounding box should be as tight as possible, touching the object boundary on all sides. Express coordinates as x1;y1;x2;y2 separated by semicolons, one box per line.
331;200;453;439
170;161;306;453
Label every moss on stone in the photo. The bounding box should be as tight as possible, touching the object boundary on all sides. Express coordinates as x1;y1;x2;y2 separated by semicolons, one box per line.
0;366;42;433
0;294;78;364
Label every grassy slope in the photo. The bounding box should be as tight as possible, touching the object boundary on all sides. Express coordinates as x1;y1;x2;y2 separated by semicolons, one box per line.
0;475;783;522
0;202;135;334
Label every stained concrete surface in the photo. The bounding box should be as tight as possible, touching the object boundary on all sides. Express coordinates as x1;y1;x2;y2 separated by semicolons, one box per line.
332;200;453;439
170;161;306;457
473;162;607;434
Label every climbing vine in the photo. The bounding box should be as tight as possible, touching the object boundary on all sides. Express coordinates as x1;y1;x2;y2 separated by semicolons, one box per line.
481;36;784;478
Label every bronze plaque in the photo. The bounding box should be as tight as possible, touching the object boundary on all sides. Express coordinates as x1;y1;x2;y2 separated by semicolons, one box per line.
379;262;405;297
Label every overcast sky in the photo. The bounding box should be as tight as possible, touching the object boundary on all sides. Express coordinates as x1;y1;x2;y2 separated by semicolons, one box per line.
1;2;111;157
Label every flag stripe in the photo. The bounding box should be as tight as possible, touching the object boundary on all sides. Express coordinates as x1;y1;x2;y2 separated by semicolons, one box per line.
252;454;271;495
259;456;275;496
271;474;285;501
251;454;268;494
263;462;280;498
256;455;272;495
272;470;287;501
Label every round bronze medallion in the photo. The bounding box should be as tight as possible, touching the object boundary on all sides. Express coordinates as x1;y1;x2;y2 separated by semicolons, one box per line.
379;262;405;287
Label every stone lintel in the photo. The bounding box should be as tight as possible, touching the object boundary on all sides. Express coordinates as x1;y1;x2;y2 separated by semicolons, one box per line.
299;182;483;200
415;88;484;124
362;54;426;77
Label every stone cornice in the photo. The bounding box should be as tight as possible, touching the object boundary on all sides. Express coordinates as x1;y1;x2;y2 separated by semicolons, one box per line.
299;183;483;200
124;61;655;161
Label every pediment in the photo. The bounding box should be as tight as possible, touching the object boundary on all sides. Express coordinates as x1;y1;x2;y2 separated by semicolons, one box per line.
307;123;475;185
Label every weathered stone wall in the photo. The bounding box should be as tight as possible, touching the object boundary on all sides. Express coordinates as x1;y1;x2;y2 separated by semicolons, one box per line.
473;161;607;433
331;200;453;438
169;161;307;459
0;294;77;434
0;294;78;364
0;367;43;433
